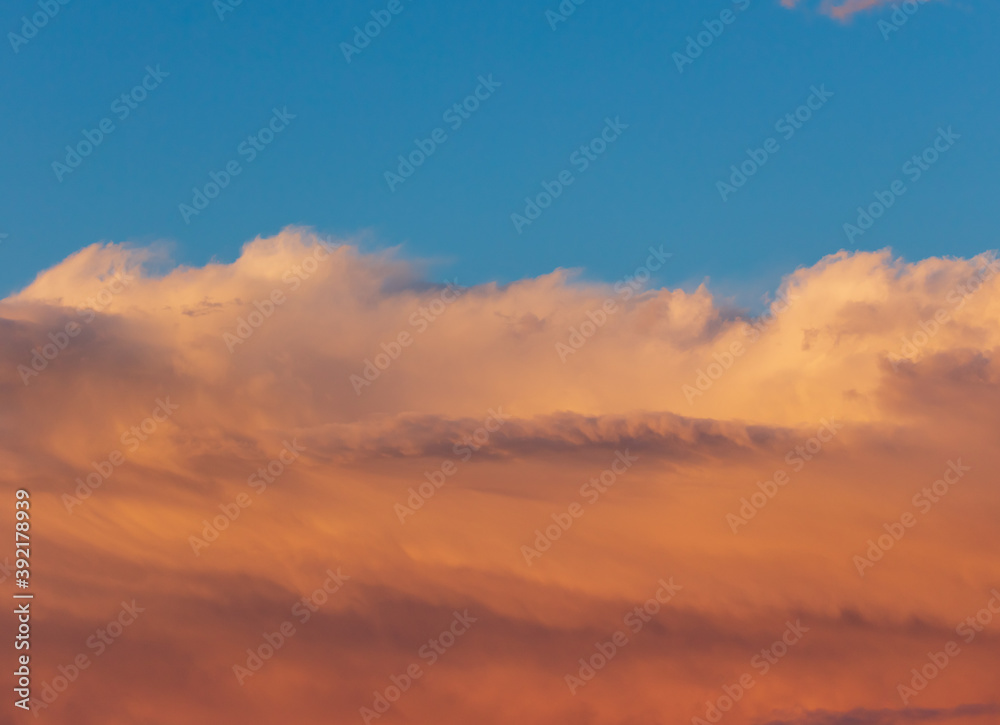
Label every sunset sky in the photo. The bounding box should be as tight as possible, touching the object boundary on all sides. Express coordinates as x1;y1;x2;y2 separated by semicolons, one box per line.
2;1;999;725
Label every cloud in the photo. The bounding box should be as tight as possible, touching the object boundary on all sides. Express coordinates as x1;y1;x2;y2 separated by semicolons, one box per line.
3;228;1000;724
760;703;1000;725
782;0;931;21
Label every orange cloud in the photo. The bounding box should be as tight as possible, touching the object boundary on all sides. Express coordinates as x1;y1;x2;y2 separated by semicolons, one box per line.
783;0;930;21
826;0;894;20
2;229;999;724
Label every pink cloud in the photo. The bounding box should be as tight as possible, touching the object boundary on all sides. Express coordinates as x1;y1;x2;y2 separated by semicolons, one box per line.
784;0;923;21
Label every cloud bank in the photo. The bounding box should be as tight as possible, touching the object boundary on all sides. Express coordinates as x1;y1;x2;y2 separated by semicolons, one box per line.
1;228;998;724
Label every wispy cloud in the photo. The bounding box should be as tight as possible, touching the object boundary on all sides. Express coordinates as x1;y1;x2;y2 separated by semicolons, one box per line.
760;703;1000;725
783;0;933;21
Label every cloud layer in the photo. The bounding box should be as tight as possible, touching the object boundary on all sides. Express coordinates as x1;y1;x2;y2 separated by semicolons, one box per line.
2;229;998;724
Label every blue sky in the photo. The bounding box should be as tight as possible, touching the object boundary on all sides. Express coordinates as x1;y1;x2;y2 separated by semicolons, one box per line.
1;0;997;305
